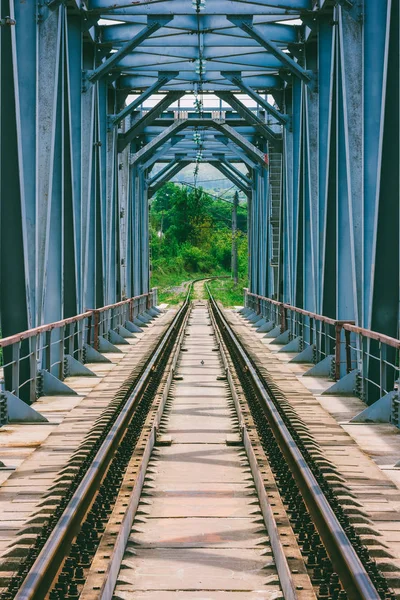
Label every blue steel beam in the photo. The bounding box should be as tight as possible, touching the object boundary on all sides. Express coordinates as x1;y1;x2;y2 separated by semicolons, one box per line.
131;118;268;168
228;16;315;89
214;90;283;147
118;74;282;90
208;161;251;196
212;155;252;186
215;136;258;169
117;90;185;152
86;15;172;85
218;76;290;127
111;72;179;125
88;1;311;14
148;160;191;196
116;54;282;70
139;136;184;171
147;159;180;186
99;21;298;44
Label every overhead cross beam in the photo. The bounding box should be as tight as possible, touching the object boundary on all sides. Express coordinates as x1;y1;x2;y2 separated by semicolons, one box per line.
89;1;311;15
85;15;172;87
215;90;283;148
112;73;179;127
118;91;184;152
131;118;268;168
218;76;290;129
228;16;316;90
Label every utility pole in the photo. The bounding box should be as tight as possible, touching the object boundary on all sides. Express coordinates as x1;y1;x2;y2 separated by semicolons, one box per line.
232;191;239;285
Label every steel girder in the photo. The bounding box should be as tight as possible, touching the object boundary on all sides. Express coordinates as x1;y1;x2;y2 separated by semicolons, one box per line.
279;2;399;339
1;0;399;367
0;2;151;339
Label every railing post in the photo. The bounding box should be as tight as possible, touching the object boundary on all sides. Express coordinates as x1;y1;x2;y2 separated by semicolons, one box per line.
334;322;343;381
86;313;93;346
68;323;74;357
11;343;20;396
344;329;352;374
59;326;65;380
380;343;387;397
29;336;37;402
45;330;52;371
280;303;286;334
93;310;100;351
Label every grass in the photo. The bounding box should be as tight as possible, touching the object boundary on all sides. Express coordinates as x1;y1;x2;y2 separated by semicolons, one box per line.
151;267;247;308
206;277;247;308
150;265;234;306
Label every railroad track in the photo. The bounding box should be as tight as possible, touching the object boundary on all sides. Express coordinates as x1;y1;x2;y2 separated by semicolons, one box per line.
0;281;395;600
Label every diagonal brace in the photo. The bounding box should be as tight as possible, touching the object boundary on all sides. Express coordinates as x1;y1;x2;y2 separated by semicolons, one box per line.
228;16;316;90
112;73;179;127
86;16;172;85
209;161;251;196
215;136;257;170
218;78;290;129
148;161;191;196
212;153;252;185
147;159;178;186
212;121;268;168
139;137;183;171
216;89;283;149
118;91;184;152
132;120;187;166
222;159;252;186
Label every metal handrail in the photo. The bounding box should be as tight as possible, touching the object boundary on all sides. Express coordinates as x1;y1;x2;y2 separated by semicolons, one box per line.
0;290;158;405
244;289;400;406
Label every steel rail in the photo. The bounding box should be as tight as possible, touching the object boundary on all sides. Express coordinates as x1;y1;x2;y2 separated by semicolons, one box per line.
206;284;381;600
13;285;194;600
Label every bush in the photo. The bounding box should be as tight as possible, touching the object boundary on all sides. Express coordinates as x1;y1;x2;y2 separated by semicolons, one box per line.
180;244;213;272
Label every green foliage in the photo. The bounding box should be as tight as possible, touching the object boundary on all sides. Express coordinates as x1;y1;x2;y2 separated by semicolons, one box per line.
207;277;247;308
150;183;248;305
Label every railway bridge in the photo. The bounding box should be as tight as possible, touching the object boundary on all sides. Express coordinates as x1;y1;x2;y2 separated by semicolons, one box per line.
0;1;399;599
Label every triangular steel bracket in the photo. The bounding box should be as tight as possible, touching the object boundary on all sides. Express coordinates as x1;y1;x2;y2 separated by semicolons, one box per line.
98;336;122;353
65;355;96;377
2;391;48;423
322;369;359;396
278;336;302;353
109;329;130;346
125;320;143;333
290;344;315;364
84;343;112;363
115;325;136;339
350;390;397;423
270;330;290;345
40;370;78;396
264;325;281;338
257;320;275;333
303;355;334;377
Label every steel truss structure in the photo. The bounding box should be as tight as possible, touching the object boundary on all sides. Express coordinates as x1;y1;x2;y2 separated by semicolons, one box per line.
0;0;399;346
